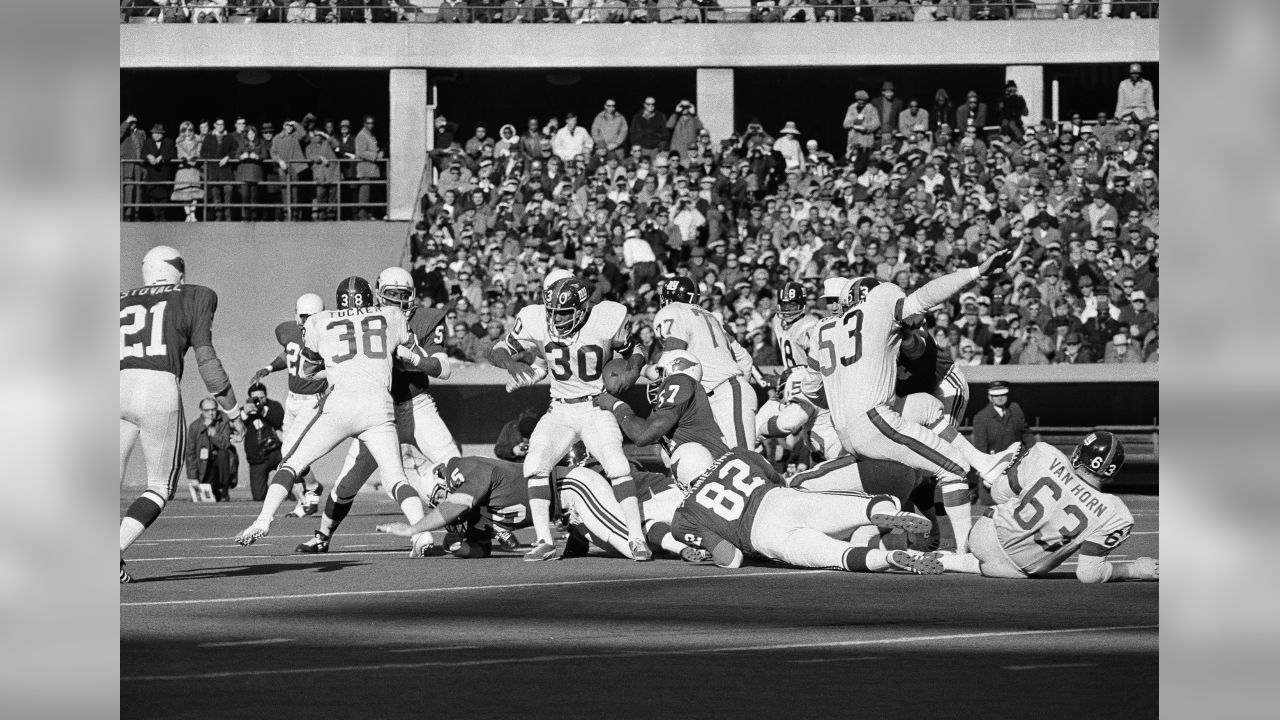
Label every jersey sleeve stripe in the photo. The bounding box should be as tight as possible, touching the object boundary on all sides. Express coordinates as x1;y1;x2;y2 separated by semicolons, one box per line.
866;407;967;478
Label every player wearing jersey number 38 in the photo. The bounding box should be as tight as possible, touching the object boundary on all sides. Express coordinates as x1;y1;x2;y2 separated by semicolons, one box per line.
120;246;245;583
935;431;1158;582
490;274;651;562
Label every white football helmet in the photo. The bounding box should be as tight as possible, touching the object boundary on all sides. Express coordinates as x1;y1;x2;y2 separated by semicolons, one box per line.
295;293;324;324
663;443;717;497
142;245;185;286
646;350;704;404
543;267;573;290
376;266;415;310
820;276;851;317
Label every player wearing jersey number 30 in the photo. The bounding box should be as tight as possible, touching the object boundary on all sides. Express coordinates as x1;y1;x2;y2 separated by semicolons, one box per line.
120;246;245;583
490;274;652;562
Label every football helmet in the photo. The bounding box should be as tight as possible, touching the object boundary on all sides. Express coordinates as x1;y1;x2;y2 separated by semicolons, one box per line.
820;277;851;317
777;281;807;325
142;245;185;286
1070;430;1125;481
842;276;882;313
660;275;699;306
295;293;324;325
335;276;374;310
426;462;464;509
543;267;574;290
544;277;591;339
647;350;704;404
375;266;415;310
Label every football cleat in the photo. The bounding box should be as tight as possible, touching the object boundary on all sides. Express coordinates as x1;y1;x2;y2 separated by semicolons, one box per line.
234;520;271;546
408;532;437;558
974;442;1021;487
523;540;561;562
294;532;330;554
870;510;933;536
629;538;654;562
680;546;714;564
887;550;944;575
120;559;132;584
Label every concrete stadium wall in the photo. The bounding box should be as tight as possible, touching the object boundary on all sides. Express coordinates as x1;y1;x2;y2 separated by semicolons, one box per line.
120;20;1159;69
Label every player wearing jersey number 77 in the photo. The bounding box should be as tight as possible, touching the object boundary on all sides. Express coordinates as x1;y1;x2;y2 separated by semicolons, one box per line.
490;274;651;562
809;244;1024;554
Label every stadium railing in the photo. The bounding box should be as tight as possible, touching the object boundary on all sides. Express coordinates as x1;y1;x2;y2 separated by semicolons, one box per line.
120;157;389;221
120;1;1160;25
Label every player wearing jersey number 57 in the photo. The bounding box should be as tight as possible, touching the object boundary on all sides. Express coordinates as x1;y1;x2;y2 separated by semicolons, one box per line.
809;246;1024;555
490;275;651;562
120;246;245;584
652;276;759;450
936;431;1158;582
234;276;447;552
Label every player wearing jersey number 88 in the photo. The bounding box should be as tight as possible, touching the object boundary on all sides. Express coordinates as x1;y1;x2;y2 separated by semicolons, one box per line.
120;246;245;583
653;275;759;451
490;275;651;562
935;431;1158;582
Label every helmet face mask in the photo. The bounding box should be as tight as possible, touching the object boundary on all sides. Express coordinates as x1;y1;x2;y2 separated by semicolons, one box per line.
376;267;415;310
777;281;806;325
544;278;591;339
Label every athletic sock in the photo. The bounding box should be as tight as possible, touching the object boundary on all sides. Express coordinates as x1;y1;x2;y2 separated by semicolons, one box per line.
392;482;425;524
319;494;354;537
527;473;554;544
256;469;296;523
938;552;982;574
610;475;646;542
941;484;973;554
119;491;165;552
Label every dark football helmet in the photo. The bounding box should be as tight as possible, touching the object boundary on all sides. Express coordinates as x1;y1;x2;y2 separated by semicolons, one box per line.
1070;430;1125;481
335;276;374;310
544;277;592;339
777;281;807;325
842;276;882;313
660;275;699;306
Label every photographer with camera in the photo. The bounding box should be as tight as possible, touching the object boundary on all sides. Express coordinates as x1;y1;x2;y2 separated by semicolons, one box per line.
239;383;286;503
666;99;705;164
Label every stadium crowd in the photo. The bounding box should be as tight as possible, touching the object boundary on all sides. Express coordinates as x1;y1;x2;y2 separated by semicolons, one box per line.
120;0;1159;24
411;73;1159;368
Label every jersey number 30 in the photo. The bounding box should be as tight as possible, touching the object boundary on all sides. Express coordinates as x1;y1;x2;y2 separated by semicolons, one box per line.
546;342;603;382
694;458;766;522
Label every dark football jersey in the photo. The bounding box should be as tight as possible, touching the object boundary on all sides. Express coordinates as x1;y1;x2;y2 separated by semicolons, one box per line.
274;321;328;396
669;447;783;556
895;330;955;397
650;374;730;457
390;306;449;404
119;283;217;377
635;470;676;501
444;456;557;531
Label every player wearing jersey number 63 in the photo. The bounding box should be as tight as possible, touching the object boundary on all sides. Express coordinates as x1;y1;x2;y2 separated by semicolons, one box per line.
808;243;1025;555
490;273;651;562
935;431;1158;582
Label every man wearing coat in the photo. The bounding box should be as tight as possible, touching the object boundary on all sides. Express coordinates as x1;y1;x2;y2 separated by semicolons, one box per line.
142;124;176;222
355;115;385;220
956;91;988;133
200;118;237;221
842;90;880;171
629;97;669;159
121;114;147;221
270;120;309;221
186;397;239;503
591;99;629;161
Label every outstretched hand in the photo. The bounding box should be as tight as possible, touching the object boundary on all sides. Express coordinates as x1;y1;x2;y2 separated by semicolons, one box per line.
978;239;1025;277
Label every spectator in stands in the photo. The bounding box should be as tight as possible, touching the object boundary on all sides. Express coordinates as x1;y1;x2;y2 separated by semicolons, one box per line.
956;90;987;132
1115;62;1156;130
773;122;804;172
171;121;204;223
307;125;340;220
997;80;1029;141
898;98;929;135
842;90;879;167
142;123;177;221
630;97;669;159
1102;332;1143;364
1055;331;1093;364
270;119;309;220
232;124;267;221
552;112;594;162
871;81;904;138
186;397;238;502
121;114;148;221
666;99;704;163
355;115;384;220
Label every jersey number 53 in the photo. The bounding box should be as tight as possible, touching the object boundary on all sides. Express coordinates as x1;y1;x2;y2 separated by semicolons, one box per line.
816;310;863;376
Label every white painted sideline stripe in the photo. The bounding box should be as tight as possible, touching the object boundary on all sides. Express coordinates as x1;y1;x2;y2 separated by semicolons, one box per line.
122;625;1157;682
789;656;885;664
1004;663;1098;671
386;645;480;654
120;569;828;607
198;638;293;648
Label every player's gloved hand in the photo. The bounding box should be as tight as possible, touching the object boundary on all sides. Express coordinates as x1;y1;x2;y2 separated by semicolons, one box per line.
594;392;623;412
377;522;415;538
978;239;1024;277
1133;556;1159;580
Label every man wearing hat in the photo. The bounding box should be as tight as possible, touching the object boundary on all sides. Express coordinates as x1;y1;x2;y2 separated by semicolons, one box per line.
1055;331;1094;364
956;90;988;133
998;80;1029;142
871;81;904;136
842;90;881;168
1115;62;1156;130
141;123;176;221
773;121;804;172
970;381;1032;459
270;119;309;220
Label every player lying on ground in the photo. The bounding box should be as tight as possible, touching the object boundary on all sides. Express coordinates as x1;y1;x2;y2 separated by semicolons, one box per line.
233;276;447;553
934;431;1158;582
669;447;944;574
120;246;246;583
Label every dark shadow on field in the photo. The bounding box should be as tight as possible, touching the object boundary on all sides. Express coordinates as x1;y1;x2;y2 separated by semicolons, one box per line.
133;560;365;582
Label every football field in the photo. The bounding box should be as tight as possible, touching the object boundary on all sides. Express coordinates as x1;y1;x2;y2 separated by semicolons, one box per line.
121;493;1159;719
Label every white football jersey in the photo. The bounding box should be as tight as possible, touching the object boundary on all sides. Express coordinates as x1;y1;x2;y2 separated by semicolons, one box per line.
771;313;819;370
653;302;744;390
807;282;908;429
304;306;411;394
506;301;629;400
988;443;1135;576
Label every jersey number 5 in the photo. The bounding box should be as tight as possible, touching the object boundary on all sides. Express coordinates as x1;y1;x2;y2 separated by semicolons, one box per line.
120;301;168;358
694;458;766;522
816;310;863;376
328;316;388;364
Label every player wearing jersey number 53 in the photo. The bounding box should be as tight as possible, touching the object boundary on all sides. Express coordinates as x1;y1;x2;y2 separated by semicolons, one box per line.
935;431;1158;582
490;273;651;562
120;246;245;584
809;245;1024;555
235;276;448;554
652;276;759;451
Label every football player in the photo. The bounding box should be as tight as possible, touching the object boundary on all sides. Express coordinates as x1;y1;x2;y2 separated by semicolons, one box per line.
490;275;651;561
669;447;943;574
652;276;759;450
295;267;460;557
808;249;1021;556
234;276;446;552
120;246;245;583
249;292;329;517
936;431;1159;583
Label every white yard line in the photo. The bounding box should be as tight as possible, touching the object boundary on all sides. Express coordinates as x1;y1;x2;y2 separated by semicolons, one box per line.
198;638;293;648
123;625;1157;682
1004;662;1098;671
789;656;886;664
385;645;481;654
